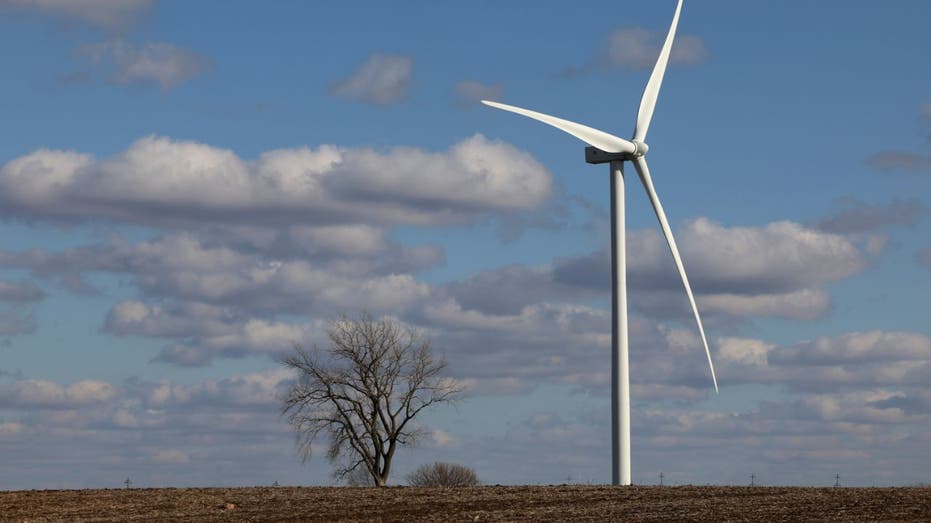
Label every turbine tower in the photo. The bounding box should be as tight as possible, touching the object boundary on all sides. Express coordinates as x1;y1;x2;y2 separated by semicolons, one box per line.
481;0;717;486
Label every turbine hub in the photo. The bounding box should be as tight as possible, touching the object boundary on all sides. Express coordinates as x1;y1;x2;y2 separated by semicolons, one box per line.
632;141;649;157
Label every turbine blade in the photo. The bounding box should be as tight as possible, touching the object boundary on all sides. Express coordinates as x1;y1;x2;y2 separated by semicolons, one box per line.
633;0;683;142
482;100;636;154
632;157;718;393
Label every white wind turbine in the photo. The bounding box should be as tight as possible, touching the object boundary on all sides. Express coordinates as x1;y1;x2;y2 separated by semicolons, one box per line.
482;0;717;486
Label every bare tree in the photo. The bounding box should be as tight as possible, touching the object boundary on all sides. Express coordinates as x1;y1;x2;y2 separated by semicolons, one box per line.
280;314;462;487
406;462;480;487
344;466;376;487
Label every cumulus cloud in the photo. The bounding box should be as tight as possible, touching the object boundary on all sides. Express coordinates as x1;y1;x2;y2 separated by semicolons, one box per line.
716;331;931;393
0;229;443;365
0;368;314;488
917;246;931;269
0;379;115;409
555;220;864;297
0;281;44;303
865;151;931;173
812;198;929;234
0;421;26;438
330;54;413;104
103;298;318;366
288;224;386;257
443;219;866;326
434;219;867;336
0;0;154;32
157;318;315;366
549;219;865;320
2;325;931;487
422;301;645;395
78;40;211;89
445;264;585;316
456;80;503;105
0;134;552;228
603;28;709;69
699;289;831;321
648;219;864;294
0;218;866;369
136;368;293;408
562;27;709;77
0;311;36;336
148;449;190;464
771;331;931;367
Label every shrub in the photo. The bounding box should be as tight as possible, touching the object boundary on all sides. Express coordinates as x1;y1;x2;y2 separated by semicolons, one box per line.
406;462;479;487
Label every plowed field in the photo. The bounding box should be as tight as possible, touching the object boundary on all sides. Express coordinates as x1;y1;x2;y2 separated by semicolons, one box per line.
2;485;930;522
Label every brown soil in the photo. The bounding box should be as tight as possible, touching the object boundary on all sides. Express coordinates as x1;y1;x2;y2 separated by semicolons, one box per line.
1;485;930;522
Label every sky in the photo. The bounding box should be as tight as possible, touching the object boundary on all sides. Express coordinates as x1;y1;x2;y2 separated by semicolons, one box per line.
1;0;931;489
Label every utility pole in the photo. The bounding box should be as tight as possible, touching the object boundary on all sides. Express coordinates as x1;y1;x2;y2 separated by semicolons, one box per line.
659;472;664;486
750;473;755;487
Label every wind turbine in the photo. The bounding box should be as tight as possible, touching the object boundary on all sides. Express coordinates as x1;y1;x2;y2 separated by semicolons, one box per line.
481;0;717;486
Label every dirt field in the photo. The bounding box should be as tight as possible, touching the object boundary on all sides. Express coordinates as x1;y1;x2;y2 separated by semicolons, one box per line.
1;485;930;522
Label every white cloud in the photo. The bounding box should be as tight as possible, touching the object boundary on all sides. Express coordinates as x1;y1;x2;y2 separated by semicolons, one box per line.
106;300;237;338
669;219;864;293
604;28;710;70
0;0;154;31
713;331;931;394
78;40;212;89
140;368;293;409
330;54;413;104
0;379;115;408
562;27;710;76
149;449;190;464
105;299;320;365
0;217;867;371
556;219;865;296
0;311;36;336
456;80;503;105
917;246;931;269
453;219;866;321
0;421;25;438
430;429;456;448
865;151;931;173
0;134;552;228
799;390;915;424
2;326;931;487
699;289;830;321
772;331;931;367
0;149;93;207
0;281;44;303
716;337;772;368
445;264;580;316
289;225;386;257
813;198;929;234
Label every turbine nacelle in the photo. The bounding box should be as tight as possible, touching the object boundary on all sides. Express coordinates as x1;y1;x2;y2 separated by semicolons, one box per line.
584;141;648;165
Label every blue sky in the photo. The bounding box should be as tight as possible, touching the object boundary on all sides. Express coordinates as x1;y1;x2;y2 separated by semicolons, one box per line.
2;0;931;489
